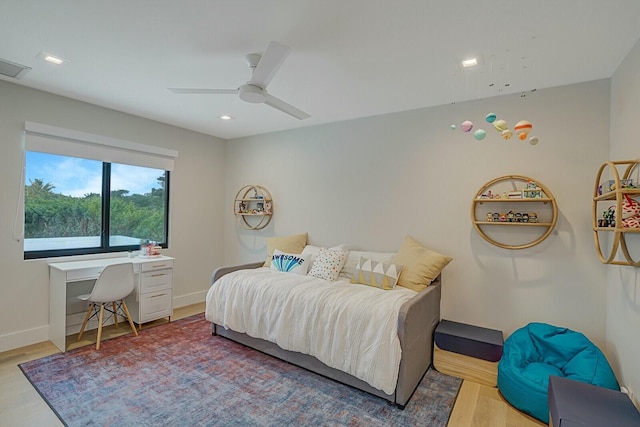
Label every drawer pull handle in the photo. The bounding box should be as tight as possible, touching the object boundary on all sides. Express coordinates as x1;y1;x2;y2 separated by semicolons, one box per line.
150;294;166;298
150;273;166;278
151;264;168;268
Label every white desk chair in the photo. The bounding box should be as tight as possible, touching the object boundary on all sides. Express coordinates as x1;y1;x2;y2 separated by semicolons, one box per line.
77;262;139;349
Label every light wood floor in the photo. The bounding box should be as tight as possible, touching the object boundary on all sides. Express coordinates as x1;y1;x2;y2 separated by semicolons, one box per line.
0;304;544;427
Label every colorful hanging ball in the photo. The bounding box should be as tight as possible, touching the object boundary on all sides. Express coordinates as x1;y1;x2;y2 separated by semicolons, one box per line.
474;129;487;141
485;112;497;123
450;124;456;130
461;120;474;132
528;136;539;145
493;119;508;132
501;129;513;140
514;120;533;139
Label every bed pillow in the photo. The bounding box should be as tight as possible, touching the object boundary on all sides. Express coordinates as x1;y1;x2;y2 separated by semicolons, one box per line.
302;244;348;271
308;247;348;281
263;232;308;267
351;257;402;290
270;249;311;275
340;250;396;279
393;235;452;292
301;245;321;267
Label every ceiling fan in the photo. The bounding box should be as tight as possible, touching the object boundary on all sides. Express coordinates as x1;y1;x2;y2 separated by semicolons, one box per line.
168;41;310;120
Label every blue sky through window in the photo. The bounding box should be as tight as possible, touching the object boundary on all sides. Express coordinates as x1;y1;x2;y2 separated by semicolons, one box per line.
26;152;162;197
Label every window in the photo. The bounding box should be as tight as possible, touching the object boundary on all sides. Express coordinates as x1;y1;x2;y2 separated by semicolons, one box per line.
24;152;169;259
22;122;177;259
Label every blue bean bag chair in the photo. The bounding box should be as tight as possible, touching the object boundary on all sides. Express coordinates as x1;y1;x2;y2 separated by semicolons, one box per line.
497;322;619;424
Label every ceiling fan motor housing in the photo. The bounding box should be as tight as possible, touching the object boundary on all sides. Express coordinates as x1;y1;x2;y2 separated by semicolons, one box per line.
239;84;266;103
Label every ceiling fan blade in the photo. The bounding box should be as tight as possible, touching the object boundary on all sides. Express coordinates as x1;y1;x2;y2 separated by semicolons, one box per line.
168;88;239;94
264;93;310;120
249;41;291;89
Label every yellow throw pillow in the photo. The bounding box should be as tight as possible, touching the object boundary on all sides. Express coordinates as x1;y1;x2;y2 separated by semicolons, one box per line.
263;232;308;267
393;235;452;292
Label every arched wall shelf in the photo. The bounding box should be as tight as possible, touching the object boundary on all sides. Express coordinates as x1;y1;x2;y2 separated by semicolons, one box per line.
592;160;640;266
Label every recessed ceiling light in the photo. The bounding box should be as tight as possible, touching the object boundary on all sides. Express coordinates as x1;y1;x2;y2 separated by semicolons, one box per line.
462;58;478;68
219;115;234;120
36;51;69;65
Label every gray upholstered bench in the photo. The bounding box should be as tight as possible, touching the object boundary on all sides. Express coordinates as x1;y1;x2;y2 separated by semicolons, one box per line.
548;375;640;426
433;320;503;387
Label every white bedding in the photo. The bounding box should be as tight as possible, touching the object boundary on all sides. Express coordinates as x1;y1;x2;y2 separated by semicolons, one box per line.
205;267;417;394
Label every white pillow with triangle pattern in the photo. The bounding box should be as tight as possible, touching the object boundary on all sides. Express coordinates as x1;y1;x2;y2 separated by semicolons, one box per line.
350;257;403;290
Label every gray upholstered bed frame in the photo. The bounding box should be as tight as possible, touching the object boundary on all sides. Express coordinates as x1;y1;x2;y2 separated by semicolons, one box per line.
209;262;441;409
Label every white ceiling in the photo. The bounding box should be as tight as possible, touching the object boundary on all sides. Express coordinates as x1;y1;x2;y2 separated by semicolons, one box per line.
2;1;640;140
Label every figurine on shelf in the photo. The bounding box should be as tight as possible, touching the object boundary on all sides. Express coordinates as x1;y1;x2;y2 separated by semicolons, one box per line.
522;213;529;223
620;179;635;189
499;212;507;222
529;212;538;223
492;213;500;222
507;211;515;222
264;201;272;215
238;201;247;213
487;212;493;222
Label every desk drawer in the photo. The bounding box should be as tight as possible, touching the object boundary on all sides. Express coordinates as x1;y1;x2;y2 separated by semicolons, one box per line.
140;269;172;293
139;289;172;323
141;259;173;272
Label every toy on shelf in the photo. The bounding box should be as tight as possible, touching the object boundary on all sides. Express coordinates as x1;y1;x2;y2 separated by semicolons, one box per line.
523;180;543;198
485;211;539;223
598;178;636;195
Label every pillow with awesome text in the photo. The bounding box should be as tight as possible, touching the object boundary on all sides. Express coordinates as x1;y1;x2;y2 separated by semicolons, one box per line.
351;257;402;290
307;247;348;281
263;232;308;267
269;249;311;275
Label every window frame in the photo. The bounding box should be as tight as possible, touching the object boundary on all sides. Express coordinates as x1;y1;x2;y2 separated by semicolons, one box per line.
23;160;170;260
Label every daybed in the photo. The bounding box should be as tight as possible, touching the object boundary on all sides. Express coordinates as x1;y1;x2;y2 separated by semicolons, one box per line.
205;235;451;408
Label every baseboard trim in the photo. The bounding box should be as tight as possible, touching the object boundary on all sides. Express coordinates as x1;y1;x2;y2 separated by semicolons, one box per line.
0;290;209;353
0;325;50;353
173;290;207;308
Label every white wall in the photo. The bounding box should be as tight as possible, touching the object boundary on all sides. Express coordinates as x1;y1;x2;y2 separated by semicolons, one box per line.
224;80;611;346
0;80;226;352
608;38;640;405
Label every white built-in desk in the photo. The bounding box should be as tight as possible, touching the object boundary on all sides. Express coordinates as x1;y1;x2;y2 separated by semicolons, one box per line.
49;255;174;352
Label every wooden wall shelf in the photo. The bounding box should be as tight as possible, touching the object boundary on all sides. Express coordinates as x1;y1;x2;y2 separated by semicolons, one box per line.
471;175;558;250
592;160;640;266
234;185;272;230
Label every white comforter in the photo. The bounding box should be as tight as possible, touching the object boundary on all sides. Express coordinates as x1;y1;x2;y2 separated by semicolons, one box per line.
205;268;417;394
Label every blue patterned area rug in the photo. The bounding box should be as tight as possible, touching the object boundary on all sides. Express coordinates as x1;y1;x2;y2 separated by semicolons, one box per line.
20;314;461;426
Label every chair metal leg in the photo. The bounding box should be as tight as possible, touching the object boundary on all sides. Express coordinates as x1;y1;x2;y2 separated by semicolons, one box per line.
120;299;139;337
96;304;105;350
77;302;95;341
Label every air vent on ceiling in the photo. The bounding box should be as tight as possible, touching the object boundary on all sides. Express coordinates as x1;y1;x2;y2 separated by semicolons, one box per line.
0;58;31;79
